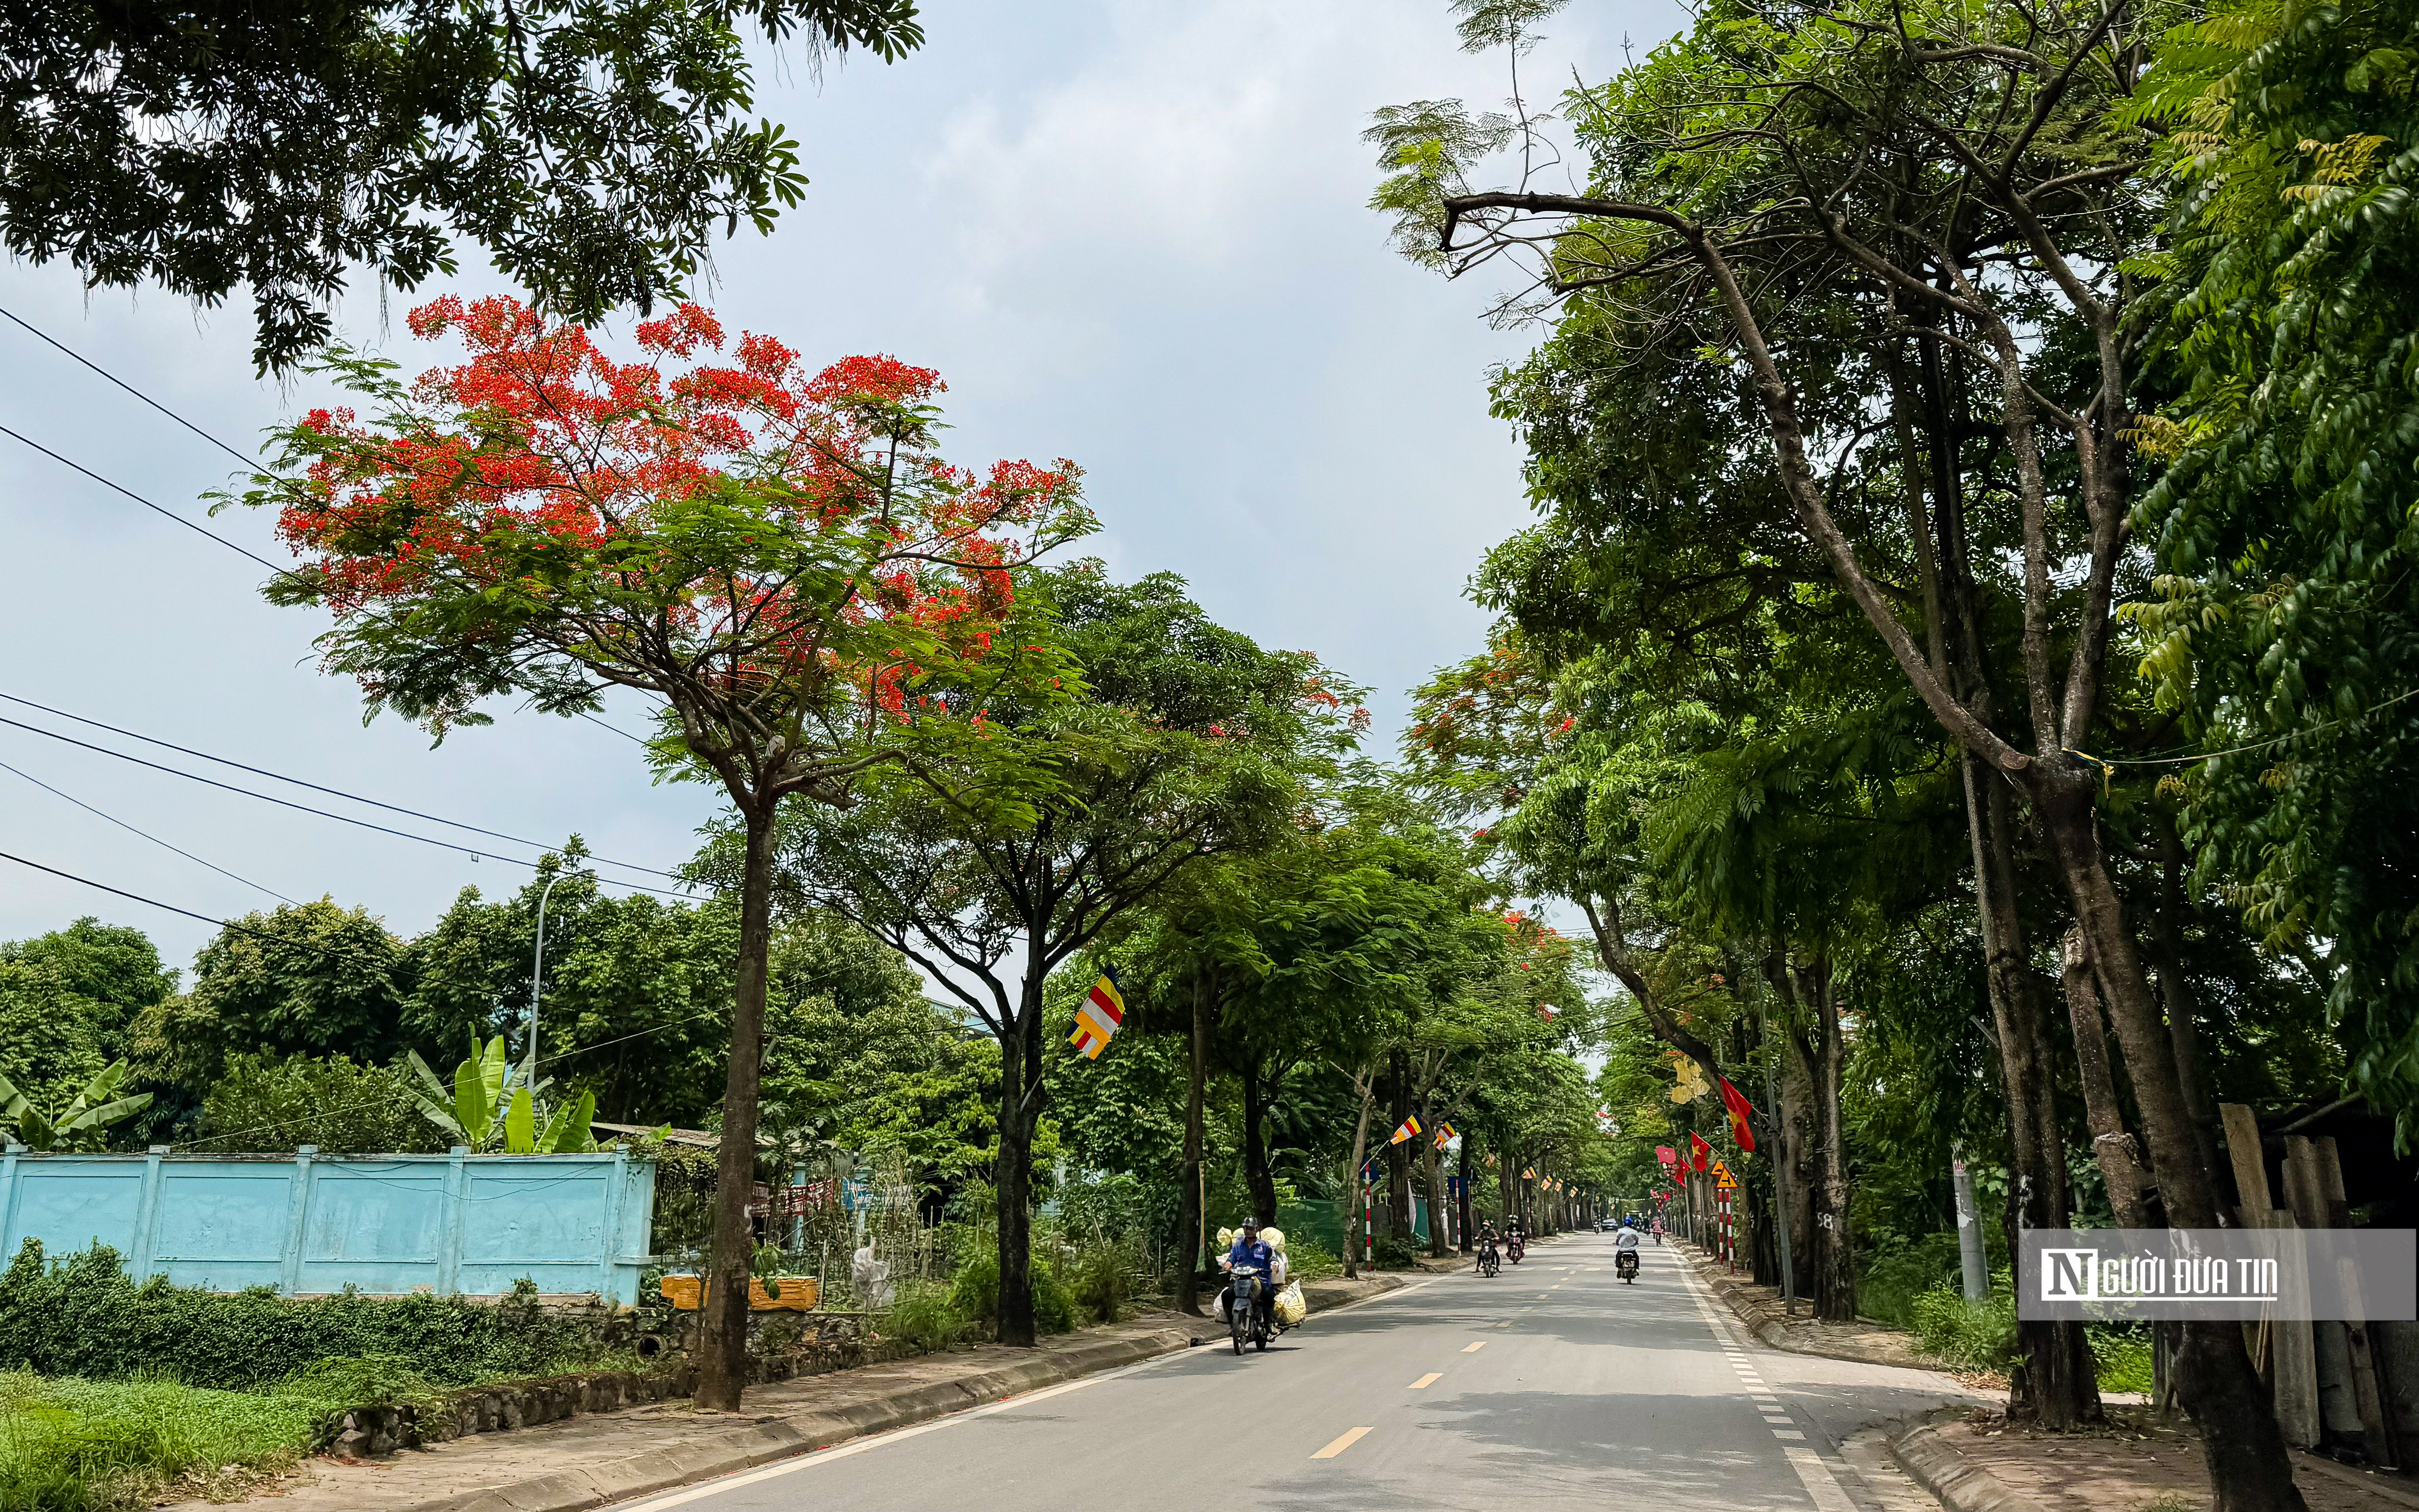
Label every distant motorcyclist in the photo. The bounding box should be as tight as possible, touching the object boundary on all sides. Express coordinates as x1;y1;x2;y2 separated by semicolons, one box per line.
1612;1217;1643;1252
1476;1222;1501;1275
1220;1218;1278;1334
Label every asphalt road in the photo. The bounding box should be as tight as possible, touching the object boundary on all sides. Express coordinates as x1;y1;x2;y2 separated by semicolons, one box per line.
609;1234;1971;1512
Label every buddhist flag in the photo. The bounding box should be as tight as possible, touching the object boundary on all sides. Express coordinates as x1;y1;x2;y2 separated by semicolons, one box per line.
1522;1166;1536;1180
1068;970;1125;1060
1433;1121;1458;1150
1689;1131;1712;1172
1388;1113;1423;1146
1718;1075;1758;1154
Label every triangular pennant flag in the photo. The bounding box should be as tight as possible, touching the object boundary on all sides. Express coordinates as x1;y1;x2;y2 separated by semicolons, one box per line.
1432;1121;1458;1149
1067;970;1126;1060
1387;1112;1423;1146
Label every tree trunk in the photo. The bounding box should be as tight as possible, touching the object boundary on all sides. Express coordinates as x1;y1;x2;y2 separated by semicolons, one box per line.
1342;1070;1374;1280
2061;928;2149;1228
694;804;776;1412
2035;778;2308;1512
1456;1134;1474;1253
1961;755;2102;1429
1422;1105;1449;1257
1789;954;1856;1321
1779;1021;1816;1293
993;962;1047;1349
2148;811;2227;1192
1175;968;1209;1315
1386;1053;1412;1240
1241;1056;1278;1226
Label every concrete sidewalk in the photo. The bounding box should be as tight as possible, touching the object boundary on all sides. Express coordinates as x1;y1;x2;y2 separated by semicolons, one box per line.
177;1278;1407;1512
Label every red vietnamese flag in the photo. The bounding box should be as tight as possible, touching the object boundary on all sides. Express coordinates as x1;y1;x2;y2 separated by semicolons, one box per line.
1718;1076;1758;1154
1654;1145;1677;1167
1689;1131;1712;1172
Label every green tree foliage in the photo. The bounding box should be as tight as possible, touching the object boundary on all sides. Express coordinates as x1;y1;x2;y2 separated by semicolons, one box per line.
404;857;743;1128
130;901;408;1111
764;564;1359;1344
0;919;175;1115
0;0;925;369
195;1054;441;1155
2127;0;2419;1138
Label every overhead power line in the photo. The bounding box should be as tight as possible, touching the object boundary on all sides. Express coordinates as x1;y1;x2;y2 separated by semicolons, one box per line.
0;305;261;472
0;423;288;574
0;712;697;899
0;758;295;904
0;690;683;883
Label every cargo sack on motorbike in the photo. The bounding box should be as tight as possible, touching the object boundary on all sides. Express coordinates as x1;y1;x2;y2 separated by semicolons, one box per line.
1273;1280;1307;1328
1212;1289;1230;1322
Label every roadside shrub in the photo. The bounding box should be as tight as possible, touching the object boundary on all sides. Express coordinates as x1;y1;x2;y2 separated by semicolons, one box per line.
948;1250;999;1323
0;1241;611;1391
2092;1326;2155;1394
1857;1233;1963;1328
1064;1245;1128;1325
1287;1239;1341;1282
946;1249;1074;1335
1371;1236;1420;1271
878;1282;969;1353
1909;1273;2017;1373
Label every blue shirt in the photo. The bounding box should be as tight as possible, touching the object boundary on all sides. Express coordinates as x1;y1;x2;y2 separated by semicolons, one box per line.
1226;1236;1274;1277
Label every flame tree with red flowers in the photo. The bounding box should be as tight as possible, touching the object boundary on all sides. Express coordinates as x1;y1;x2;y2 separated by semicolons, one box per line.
234;295;1092;1408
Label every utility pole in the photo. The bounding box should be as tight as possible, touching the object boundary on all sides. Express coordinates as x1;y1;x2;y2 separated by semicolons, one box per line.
1952;1144;1989;1301
1754;962;1798;1317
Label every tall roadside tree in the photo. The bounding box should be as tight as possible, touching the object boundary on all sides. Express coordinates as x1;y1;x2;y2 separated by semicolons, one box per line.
2125;0;2419;1143
1371;2;2305;1493
0;0;923;370
757;566;1364;1345
239;294;1087;1408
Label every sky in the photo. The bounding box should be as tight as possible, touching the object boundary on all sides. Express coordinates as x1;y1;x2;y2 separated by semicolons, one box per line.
0;0;1680;977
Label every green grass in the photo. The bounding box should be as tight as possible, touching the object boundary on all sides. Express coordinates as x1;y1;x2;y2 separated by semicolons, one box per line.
0;1369;336;1512
0;1351;635;1512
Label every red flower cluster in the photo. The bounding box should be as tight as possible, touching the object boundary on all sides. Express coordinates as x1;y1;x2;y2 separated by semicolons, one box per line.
273;296;1086;725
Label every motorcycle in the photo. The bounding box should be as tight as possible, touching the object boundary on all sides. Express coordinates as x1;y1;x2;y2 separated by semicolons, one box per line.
1616;1249;1640;1283
1506;1234;1525;1264
1227;1265;1271;1354
1477;1242;1501;1278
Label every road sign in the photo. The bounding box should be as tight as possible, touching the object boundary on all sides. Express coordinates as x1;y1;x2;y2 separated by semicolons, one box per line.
1711;1158;1738;1189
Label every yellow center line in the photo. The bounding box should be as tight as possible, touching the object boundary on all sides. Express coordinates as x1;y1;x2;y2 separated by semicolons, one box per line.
1312;1426;1373;1459
1462;1341;1487;1353
1409;1372;1443;1389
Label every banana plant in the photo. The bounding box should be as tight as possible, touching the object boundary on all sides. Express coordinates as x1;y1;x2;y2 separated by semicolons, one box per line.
407;1036;596;1152
0;1060;153;1151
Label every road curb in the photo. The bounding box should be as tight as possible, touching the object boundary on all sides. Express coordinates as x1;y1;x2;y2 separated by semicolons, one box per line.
1887;1425;2050;1512
384;1327;1197;1512
1676;1245;1927;1370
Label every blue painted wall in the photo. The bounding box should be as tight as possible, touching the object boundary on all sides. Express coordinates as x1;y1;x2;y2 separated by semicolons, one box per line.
0;1146;656;1305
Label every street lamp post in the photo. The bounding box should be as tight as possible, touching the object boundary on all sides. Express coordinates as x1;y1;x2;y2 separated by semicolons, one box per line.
526;868;586;1086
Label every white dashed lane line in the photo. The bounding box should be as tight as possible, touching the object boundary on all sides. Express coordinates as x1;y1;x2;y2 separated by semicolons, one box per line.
1671;1255;1856;1500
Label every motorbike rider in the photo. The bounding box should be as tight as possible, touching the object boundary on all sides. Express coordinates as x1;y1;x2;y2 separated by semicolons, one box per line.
1220;1217;1278;1334
1476;1221;1501;1272
1613;1216;1643;1256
